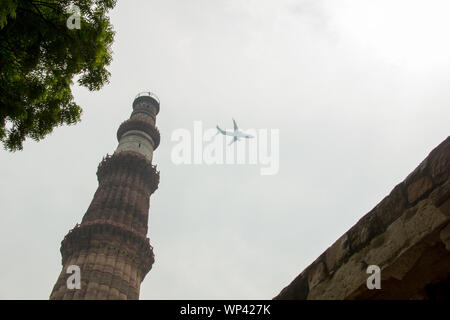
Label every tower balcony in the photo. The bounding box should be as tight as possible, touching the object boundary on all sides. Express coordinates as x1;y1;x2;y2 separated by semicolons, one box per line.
133;91;160;116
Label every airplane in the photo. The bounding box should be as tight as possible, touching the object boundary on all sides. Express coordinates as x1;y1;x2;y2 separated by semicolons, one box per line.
216;119;254;145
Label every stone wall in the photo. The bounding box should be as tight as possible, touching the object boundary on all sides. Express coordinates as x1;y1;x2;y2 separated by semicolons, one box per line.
275;136;450;300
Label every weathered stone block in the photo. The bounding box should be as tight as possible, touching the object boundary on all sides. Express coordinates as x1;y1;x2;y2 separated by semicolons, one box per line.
407;176;433;204
348;213;384;253
324;233;350;273
308;251;367;300
429;137;450;184
274;271;309;300
373;183;407;228
365;200;448;268
308;261;327;289
382;244;426;280
430;180;450;217
440;223;450;251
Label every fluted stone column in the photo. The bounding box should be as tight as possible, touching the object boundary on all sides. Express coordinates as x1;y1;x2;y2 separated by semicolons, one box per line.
50;93;161;300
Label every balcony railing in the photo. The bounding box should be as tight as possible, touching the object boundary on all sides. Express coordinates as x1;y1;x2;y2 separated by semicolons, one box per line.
135;91;160;104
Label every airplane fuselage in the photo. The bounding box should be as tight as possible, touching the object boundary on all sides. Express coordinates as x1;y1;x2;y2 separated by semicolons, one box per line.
222;130;252;138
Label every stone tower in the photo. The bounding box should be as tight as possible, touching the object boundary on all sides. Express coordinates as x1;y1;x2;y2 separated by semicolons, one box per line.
50;92;161;300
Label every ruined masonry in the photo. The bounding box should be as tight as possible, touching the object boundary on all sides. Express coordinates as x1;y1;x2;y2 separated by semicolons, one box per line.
275;136;450;299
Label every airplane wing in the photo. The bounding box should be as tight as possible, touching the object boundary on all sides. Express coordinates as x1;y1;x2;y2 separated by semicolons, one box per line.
228;136;238;145
216;125;227;135
232;119;238;132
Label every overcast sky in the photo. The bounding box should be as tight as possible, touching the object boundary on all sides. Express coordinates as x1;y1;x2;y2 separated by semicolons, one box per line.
1;0;449;299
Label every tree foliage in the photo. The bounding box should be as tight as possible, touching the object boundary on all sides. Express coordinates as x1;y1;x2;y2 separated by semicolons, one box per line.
0;0;116;151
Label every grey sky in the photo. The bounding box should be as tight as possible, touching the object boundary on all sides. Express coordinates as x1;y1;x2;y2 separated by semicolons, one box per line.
1;0;449;299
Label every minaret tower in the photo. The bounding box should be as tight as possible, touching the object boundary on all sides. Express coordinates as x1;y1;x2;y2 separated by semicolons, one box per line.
50;92;161;300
